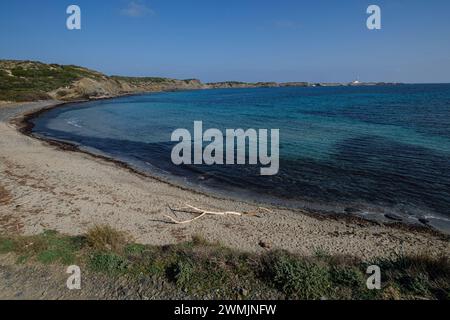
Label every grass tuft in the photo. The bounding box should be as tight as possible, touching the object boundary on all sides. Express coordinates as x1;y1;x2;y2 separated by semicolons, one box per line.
0;238;14;253
86;225;130;253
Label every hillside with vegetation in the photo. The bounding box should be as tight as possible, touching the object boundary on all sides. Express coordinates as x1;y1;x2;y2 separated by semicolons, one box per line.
0;60;103;101
0;60;204;102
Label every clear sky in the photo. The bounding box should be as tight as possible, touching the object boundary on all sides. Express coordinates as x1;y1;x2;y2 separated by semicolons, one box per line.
1;0;449;83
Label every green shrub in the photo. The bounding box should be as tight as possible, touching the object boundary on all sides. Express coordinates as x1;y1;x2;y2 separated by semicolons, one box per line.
168;256;195;289
89;252;129;274
331;265;364;288
264;251;331;299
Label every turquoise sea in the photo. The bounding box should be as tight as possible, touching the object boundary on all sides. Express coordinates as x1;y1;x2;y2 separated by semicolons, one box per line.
31;85;450;233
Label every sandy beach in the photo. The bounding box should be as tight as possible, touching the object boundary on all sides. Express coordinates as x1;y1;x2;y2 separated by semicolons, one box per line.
0;101;448;260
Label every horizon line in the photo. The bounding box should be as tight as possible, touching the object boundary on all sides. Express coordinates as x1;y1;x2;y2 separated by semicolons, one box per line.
2;58;450;86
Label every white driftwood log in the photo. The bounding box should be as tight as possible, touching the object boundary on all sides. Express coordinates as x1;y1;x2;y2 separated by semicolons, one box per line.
164;204;272;224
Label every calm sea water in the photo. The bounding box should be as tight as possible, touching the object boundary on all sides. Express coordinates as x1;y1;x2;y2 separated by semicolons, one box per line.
31;85;450;233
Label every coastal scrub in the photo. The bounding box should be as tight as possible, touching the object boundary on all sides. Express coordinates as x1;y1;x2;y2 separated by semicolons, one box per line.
0;227;448;300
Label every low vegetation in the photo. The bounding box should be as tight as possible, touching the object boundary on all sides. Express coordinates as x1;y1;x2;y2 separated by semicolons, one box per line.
0;60;201;102
0;60;105;102
0;227;448;300
111;76;177;85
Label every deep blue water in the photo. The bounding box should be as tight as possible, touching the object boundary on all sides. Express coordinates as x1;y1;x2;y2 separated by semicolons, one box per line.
31;85;450;232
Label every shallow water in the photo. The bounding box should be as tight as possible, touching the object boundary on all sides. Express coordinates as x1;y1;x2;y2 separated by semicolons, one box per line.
31;85;450;233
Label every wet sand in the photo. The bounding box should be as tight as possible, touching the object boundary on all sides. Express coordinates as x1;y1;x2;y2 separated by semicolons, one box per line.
0;101;448;260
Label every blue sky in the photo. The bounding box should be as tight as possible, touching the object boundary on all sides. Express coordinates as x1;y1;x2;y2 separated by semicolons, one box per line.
1;0;449;83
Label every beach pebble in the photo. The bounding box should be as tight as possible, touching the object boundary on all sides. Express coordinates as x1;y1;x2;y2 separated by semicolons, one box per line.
258;240;271;249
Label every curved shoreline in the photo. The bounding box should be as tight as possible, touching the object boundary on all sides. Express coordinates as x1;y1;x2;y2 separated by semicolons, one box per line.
15;100;218;198
18;97;448;236
0;99;448;260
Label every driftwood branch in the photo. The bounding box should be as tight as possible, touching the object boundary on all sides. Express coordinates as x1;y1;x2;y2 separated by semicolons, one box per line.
164;204;272;224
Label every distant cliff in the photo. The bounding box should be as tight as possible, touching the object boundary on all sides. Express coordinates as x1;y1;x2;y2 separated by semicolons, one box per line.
0;60;209;102
0;60;400;102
